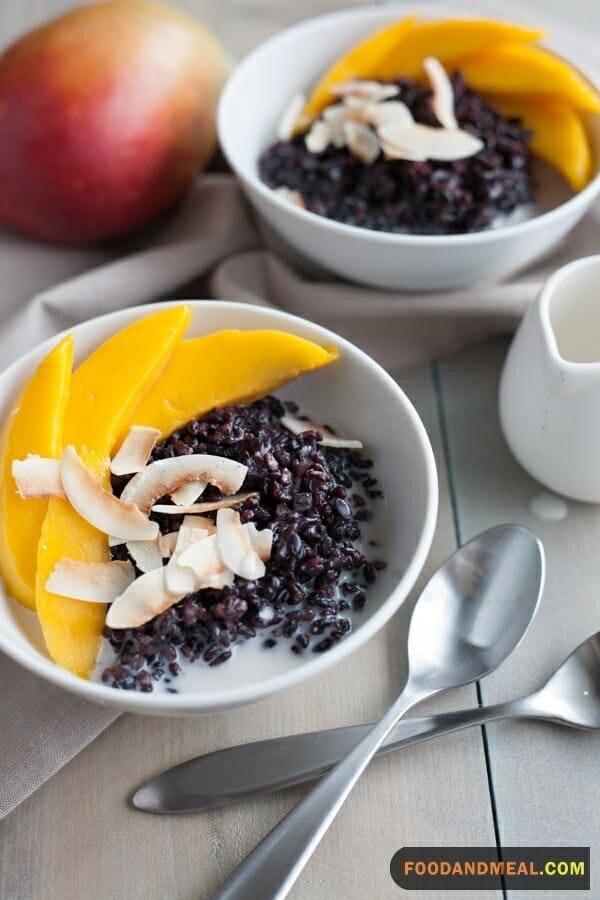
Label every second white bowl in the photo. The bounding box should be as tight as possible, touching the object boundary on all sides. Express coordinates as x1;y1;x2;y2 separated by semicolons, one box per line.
218;4;600;291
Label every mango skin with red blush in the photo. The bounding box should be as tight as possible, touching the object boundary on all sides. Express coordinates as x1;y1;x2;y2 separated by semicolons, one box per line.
0;0;229;243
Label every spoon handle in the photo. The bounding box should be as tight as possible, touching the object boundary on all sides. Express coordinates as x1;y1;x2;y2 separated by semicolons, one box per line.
213;685;424;900
134;698;528;814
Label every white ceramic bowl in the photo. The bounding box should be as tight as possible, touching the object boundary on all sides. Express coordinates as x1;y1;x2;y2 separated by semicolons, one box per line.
218;4;600;292
0;301;437;715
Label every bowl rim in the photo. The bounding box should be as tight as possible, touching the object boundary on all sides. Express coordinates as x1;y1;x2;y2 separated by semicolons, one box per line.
0;300;438;714
218;3;600;248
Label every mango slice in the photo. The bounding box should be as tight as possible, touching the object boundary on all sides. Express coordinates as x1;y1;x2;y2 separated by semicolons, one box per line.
460;44;600;112
64;306;190;473
303;15;417;119
126;329;339;439
492;96;593;190
303;16;543;117
377;18;545;81
36;305;191;678
0;335;74;610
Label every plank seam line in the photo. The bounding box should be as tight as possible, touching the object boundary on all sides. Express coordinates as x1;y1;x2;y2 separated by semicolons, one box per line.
431;361;507;899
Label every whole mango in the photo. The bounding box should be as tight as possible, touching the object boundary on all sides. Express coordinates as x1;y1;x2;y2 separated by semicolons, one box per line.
0;0;229;243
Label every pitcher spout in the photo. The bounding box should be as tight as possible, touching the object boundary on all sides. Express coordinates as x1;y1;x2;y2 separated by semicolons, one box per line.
540;255;600;375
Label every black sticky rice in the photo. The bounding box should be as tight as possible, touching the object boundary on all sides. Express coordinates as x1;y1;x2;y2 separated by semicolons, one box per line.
259;73;534;235
102;397;385;692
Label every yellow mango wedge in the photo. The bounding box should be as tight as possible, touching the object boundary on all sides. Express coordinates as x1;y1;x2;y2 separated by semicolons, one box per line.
63;306;190;474
492;96;593;190
0;335;74;610
36;305;191;678
125;329;339;439
377;18;545;81
460;43;600;112
304;16;543;117
303;14;418;119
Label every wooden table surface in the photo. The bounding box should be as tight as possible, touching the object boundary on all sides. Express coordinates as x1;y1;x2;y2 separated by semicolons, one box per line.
1;3;599;899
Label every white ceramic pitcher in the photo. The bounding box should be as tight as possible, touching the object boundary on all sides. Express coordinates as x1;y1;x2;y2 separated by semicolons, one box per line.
499;255;600;503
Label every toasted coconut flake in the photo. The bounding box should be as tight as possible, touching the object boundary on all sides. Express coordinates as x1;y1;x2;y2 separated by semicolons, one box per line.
318;434;363;449
305;120;333;154
178;533;227;579
61;446;158;541
245;523;273;562
46;558;135;603
343;95;373;112
165;515;232;593
379;134;427;162
217;508;265;581
152;490;258;516
164;519;211;594
158;531;179;557
275;186;306;209
120;454;247;515
182;514;217;535
116;529;176;572
378;122;483;161
343;120;379;165
363;100;414;130
110;426;161;476
125;539;164;574
330;79;398;103
12;456;64;499
277;92;306;141
423;56;457;130
280;415;363;449
203;569;235;589
170;481;206;506
322;103;352;146
106;567;182;630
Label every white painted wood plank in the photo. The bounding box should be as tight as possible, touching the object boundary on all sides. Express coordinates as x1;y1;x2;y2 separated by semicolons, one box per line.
439;340;600;899
0;367;499;900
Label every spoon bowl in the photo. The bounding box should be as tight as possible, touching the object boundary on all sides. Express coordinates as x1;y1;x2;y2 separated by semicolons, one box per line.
533;632;600;730
407;524;545;693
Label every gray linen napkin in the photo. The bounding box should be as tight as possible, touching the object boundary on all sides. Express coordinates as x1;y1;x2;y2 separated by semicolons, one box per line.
0;172;598;820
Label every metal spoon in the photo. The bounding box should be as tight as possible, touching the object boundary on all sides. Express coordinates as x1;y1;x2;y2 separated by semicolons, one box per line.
136;632;600;814
210;524;543;900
